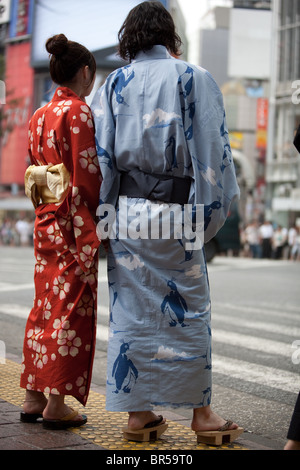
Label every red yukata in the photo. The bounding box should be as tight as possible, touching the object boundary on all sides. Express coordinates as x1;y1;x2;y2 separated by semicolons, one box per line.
20;87;101;405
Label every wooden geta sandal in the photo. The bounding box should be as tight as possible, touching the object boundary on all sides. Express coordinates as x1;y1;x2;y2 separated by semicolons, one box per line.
123;415;168;442
195;420;243;446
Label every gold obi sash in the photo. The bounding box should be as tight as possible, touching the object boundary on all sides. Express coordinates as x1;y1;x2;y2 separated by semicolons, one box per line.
25;163;70;209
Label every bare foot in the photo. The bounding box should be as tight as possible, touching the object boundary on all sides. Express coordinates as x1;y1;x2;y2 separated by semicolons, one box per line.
284;439;300;450
191;405;239;432
23;390;47;415
127;411;166;430
42;395;84;422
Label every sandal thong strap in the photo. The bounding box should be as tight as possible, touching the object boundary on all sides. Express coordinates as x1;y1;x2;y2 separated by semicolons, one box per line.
144;415;164;429
60;408;79;421
218;420;233;432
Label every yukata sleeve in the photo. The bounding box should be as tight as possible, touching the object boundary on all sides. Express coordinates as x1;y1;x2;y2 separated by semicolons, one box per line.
91;79;120;209
183;68;240;243
57;102;102;273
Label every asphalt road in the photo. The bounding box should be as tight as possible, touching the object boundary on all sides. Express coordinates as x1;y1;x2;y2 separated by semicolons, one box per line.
0;245;299;450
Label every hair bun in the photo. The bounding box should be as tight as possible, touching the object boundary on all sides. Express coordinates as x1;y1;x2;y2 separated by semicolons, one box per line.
46;34;69;57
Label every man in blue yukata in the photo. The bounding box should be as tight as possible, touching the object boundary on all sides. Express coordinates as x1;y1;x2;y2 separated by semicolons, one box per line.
91;1;243;445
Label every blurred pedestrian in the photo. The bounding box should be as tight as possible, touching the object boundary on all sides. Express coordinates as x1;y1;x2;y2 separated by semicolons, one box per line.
259;220;273;258
15;217;31;246
272;225;287;259
244;220;261;258
91;1;242;444
20;34;101;429
288;224;298;259
0;218;14;245
290;226;300;261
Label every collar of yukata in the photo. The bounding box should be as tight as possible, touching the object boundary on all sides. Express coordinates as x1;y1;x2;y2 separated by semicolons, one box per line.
52;86;85;103
133;45;172;63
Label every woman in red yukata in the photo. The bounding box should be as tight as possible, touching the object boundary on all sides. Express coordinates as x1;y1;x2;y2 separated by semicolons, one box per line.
20;34;101;429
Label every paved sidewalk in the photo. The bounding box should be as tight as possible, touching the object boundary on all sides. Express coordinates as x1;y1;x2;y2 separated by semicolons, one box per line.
0;357;276;452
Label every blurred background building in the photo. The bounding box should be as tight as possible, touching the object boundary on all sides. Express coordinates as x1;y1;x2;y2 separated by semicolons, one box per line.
0;0;299;241
266;0;300;228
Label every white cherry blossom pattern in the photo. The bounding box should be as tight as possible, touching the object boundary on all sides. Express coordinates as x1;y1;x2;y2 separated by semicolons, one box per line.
80;245;97;269
80;105;93;128
58;214;72;233
62;137;69;151
51;315;70;340
47;129;56;149
35;254;47;273
26;374;37;391
53;275;71;300
37;297;52;320
57;187;83;234
79;147;98;174
47;221;63;244
59;259;67;270
71;186;81;211
27;326;44;351
34;343;48;369
44;387;60;395
53;99;72;116
86;263;98;286
70;115;80;134
74;215;84;238
76;371;88;396
75;263;98;286
76;294;94;317
57;329;82;357
28;128;34;152
37;115;45;136
21;355;25;374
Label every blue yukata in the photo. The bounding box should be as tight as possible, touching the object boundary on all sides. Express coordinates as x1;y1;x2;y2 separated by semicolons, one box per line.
91;45;239;412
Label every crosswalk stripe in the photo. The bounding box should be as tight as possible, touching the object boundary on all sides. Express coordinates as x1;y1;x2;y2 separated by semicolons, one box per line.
212;354;300;394
212;313;300;337
0;283;34;292
208;258;291;270
212;329;292;357
213;301;298;322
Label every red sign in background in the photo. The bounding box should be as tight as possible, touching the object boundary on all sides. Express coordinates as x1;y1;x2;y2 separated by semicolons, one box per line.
0;41;33;185
256;97;268;150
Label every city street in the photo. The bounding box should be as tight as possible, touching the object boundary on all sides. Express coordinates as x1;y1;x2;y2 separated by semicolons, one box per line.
0;245;299;450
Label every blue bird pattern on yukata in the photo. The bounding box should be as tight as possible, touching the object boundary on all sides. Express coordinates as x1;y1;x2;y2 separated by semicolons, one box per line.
91;46;239;412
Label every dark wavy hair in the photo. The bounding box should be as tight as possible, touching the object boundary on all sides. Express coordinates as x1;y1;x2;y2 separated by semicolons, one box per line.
118;1;182;62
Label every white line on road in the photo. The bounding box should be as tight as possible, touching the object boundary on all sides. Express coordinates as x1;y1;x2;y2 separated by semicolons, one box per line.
213;301;299;322
212;312;300;337
212;353;300;394
208;258;291;271
212;329;293;357
0;304;32;317
0;283;34;292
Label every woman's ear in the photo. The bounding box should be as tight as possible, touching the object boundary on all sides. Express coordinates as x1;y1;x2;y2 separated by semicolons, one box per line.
82;65;90;82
